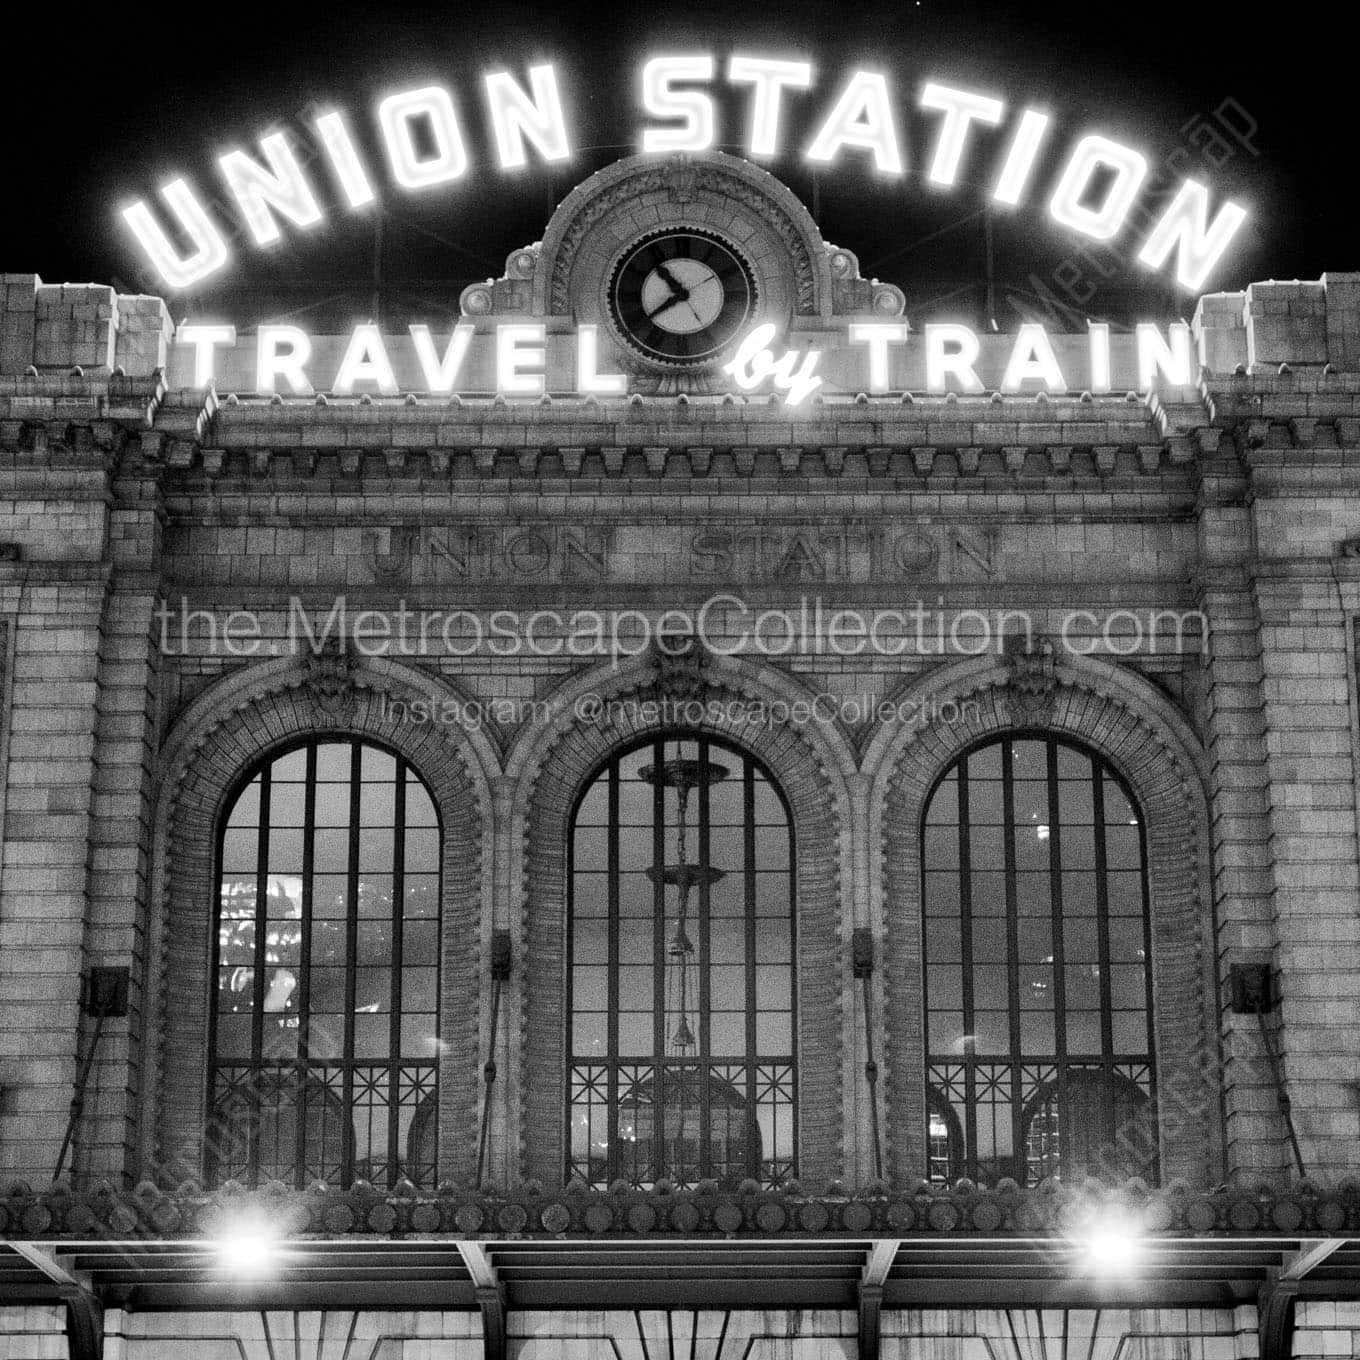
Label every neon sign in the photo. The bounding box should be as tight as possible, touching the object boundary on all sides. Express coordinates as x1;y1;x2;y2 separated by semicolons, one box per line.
121;54;1247;293
173;318;1194;404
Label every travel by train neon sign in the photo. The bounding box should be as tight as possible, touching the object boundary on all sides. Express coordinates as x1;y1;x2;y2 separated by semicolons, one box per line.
121;54;1248;293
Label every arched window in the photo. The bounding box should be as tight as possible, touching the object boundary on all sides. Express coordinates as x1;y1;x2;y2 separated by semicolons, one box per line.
568;736;796;1189
921;735;1156;1185
209;739;441;1189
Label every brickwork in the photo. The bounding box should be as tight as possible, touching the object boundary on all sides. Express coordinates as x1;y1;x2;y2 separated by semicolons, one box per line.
3;158;1360;1233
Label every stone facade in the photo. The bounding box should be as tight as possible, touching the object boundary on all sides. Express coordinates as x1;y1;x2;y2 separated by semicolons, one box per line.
1;155;1358;1357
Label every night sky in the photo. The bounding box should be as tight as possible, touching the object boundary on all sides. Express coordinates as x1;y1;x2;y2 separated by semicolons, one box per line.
2;1;1345;329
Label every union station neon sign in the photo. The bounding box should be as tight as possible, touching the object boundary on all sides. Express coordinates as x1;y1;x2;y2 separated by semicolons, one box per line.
175;316;1194;404
122;53;1247;293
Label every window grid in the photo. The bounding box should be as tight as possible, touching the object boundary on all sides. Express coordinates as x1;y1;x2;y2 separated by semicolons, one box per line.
208;739;441;1190
568;736;796;1189
922;735;1157;1186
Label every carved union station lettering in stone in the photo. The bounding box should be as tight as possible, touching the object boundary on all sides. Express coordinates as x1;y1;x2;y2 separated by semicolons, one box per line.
388;522;941;584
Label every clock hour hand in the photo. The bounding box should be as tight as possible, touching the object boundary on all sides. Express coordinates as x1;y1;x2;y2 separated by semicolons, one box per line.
654;261;689;301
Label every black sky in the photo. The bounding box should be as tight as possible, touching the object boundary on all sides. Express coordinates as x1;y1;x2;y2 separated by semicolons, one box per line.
1;1;1345;328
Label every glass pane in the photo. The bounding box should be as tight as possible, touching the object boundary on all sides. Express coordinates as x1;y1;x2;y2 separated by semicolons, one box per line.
315;743;351;781
1010;740;1046;782
272;748;306;782
229;778;261;827
403;875;440;918
966;775;1002;824
403;919;438;967
314;781;350;828
926;773;957;825
270;782;305;827
405;778;438;827
221;827;258;873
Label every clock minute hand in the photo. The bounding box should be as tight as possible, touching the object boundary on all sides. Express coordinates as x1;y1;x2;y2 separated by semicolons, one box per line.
643;292;687;322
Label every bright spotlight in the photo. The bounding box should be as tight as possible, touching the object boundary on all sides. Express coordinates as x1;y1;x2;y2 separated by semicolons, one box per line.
1077;1211;1145;1275
213;1212;284;1278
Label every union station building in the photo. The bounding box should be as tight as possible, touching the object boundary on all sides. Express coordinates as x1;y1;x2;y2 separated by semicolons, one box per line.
1;151;1359;1359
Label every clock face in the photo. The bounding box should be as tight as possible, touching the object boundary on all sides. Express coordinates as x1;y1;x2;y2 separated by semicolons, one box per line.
609;230;757;365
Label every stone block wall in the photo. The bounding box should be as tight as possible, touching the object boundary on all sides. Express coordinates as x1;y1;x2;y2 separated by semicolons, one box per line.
0;275;172;377
1292;1303;1360;1359
2;270;1360;1197
0;1306;68;1360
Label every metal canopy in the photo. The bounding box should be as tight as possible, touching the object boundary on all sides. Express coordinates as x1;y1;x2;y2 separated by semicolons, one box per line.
1;1235;1357;1312
2;1184;1358;1314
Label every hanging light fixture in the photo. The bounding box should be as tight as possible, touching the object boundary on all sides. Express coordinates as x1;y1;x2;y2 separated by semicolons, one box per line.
642;752;729;1056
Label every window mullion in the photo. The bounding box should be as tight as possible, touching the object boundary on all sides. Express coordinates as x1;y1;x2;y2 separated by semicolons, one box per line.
743;754;758;1184
389;764;407;1186
1092;764;1116;1150
249;765;272;1186
342;741;362;1187
957;763;977;1180
296;744;316;1188
607;760;621;1181
696;739;713;1185
1046;739;1068;1180
651;739;666;1184
1000;741;1024;1183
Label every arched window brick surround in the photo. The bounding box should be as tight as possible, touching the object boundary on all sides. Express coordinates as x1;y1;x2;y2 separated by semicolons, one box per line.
145;658;493;1187
512;658;853;1187
869;655;1219;1187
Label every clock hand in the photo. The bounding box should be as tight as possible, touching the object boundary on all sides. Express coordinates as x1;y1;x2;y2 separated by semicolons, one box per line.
643;293;689;322
654;261;690;300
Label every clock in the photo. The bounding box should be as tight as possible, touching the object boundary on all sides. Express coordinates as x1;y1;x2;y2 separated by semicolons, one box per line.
609;229;757;365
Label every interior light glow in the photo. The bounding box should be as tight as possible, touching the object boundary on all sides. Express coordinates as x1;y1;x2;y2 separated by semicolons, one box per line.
485;65;570;169
1000;322;1067;393
496;323;547;395
848;322;909;392
178;324;236;388
575;324;627;395
728;55;812;157
805;70;902;174
992;108;1050;206
1087;321;1112;394
332;323;399;395
314;111;376;207
218;133;323;247
641;55;715;154
1137;178;1248;292
1048;135;1148;242
409;323;475;392
121;181;230;290
920;83;1003;187
256;325;314;395
924;323;984;394
378;85;468;190
1135;322;1193;389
